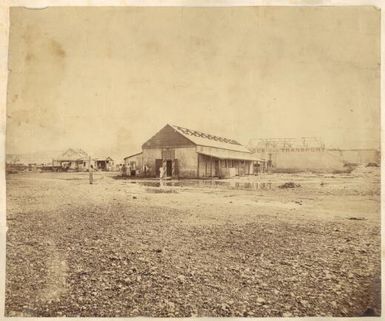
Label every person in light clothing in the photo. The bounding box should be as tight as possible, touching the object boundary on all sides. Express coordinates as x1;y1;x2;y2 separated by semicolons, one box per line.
159;166;164;179
89;165;94;184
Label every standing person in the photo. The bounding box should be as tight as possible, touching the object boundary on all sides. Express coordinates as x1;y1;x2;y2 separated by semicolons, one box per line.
159;164;164;187
159;166;164;179
256;162;260;176
122;164;127;177
89;165;94;184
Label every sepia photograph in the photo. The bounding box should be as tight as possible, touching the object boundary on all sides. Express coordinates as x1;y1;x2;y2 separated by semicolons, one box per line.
2;2;382;318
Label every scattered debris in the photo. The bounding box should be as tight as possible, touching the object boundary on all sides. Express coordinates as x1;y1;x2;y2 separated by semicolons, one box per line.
5;170;380;317
362;308;377;316
366;163;378;167
278;182;301;189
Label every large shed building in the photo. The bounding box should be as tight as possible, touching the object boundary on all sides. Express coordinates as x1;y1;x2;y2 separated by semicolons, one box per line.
131;124;259;178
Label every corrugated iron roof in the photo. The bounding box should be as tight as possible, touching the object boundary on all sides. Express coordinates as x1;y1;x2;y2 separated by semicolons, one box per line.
170;124;251;153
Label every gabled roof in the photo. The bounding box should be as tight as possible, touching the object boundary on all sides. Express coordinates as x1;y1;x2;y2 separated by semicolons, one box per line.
170;124;251;153
56;148;89;161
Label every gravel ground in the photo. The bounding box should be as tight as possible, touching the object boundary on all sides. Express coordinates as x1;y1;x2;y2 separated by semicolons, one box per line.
5;169;381;317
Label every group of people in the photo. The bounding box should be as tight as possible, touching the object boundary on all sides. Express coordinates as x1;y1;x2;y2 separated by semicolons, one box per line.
121;163;151;177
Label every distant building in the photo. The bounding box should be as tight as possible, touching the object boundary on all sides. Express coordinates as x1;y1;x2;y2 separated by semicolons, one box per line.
52;148;90;171
6;163;27;173
93;157;114;171
250;137;379;171
127;124;260;178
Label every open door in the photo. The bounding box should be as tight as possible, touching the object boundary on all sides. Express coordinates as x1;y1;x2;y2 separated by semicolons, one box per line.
166;160;172;177
155;159;162;177
172;159;178;177
214;159;219;177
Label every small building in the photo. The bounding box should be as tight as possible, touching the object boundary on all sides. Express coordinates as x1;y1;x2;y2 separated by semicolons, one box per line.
123;152;144;176
93;157;114;171
27;163;38;172
52;148;90;171
135;124;259;178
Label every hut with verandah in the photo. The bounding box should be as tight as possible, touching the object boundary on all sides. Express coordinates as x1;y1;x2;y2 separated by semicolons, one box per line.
52;148;91;171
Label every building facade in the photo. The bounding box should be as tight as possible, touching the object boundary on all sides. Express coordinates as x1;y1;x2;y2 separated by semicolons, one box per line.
52;148;91;171
249;137;379;172
93;157;115;171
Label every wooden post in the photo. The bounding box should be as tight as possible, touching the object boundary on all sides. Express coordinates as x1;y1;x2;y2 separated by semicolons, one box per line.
197;153;200;178
210;155;213;178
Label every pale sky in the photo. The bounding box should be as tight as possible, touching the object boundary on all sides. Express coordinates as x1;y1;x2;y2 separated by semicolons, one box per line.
6;6;380;160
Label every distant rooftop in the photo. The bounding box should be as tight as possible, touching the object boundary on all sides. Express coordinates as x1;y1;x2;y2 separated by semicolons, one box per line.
56;148;89;160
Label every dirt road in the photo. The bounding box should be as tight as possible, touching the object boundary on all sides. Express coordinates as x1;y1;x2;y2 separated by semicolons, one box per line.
5;169;381;317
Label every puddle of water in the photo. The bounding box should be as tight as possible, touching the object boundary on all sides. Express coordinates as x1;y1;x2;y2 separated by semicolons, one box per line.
59;178;84;181
256;200;301;209
128;180;272;191
145;187;178;193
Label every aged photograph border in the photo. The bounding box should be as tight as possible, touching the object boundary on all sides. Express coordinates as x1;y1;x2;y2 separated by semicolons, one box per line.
0;0;384;320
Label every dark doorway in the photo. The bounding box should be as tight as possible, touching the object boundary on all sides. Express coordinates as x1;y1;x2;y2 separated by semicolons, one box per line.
214;159;219;177
155;159;162;177
96;161;106;170
166;160;172;177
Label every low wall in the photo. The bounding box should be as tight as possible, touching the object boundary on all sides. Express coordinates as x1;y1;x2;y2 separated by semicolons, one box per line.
255;150;346;172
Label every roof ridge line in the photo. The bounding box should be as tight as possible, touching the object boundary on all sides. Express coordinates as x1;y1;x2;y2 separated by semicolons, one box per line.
171;124;242;146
